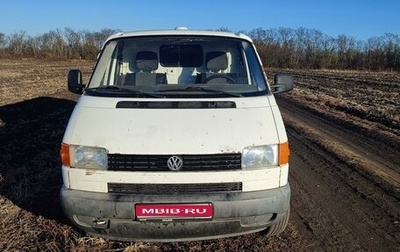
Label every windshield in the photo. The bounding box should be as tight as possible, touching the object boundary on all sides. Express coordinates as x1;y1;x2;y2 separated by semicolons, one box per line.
87;35;268;98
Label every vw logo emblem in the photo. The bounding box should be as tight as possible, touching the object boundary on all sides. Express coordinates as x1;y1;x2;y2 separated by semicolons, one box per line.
167;156;183;171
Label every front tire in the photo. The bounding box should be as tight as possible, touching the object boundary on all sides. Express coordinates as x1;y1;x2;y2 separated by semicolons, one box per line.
265;207;290;236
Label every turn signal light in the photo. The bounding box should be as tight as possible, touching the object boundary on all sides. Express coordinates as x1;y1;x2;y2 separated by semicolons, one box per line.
278;142;290;165
60;143;70;167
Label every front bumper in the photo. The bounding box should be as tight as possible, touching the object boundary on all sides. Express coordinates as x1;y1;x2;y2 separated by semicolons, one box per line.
60;184;290;242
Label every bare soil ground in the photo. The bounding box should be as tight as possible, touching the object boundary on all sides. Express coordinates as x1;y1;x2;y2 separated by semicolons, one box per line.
0;59;399;251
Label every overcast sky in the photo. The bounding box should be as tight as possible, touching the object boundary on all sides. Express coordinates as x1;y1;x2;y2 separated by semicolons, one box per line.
1;0;399;41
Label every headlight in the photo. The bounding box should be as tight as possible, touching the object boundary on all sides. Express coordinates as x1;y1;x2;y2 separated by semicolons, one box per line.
242;145;278;169
241;142;290;169
61;144;108;170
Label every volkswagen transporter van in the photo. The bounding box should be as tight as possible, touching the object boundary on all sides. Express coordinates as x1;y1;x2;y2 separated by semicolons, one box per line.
60;28;294;242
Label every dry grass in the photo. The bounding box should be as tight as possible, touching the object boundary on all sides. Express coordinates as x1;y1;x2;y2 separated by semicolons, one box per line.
0;59;308;251
1;59;399;251
269;68;400;139
0;58;93;106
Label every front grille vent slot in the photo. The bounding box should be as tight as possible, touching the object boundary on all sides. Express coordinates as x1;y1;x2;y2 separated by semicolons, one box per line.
108;182;243;194
116;101;236;109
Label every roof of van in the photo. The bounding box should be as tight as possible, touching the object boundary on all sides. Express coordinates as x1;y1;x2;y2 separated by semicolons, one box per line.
105;28;253;43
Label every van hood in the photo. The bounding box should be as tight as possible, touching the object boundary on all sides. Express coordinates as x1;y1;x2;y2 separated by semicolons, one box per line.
63;96;281;155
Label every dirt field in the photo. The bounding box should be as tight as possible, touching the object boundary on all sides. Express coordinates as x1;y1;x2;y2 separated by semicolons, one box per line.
0;59;399;251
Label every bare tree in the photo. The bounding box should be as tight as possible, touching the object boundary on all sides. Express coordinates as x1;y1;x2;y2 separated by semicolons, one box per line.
0;32;5;47
7;31;27;56
0;32;5;56
382;33;400;70
64;27;83;58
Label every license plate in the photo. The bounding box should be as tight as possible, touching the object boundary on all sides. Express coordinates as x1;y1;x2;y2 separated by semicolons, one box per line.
135;203;213;220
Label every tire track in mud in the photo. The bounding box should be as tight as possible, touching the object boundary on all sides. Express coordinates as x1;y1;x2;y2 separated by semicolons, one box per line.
277;97;400;251
277;96;400;191
285;71;400;136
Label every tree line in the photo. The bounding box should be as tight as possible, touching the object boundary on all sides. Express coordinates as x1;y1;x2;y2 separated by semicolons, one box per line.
0;28;118;60
0;27;399;71
247;27;400;71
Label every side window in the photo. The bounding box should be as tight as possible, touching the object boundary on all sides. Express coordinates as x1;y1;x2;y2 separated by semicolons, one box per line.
89;40;119;87
242;42;267;89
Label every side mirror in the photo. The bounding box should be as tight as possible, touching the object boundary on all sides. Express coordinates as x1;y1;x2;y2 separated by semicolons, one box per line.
271;73;294;94
68;69;85;94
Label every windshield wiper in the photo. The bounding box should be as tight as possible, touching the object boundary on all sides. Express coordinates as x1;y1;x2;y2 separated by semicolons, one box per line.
159;86;243;97
87;86;163;98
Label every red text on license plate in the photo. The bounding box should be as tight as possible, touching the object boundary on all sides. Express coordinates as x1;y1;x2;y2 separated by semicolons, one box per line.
135;203;213;220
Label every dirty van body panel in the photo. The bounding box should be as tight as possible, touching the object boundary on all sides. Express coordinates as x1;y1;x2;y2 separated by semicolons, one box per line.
63;164;288;193
60;184;290;242
60;28;293;242
63;95;281;155
60;94;291;241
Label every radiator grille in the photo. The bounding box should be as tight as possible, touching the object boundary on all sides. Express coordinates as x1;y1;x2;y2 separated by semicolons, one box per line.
108;154;242;171
108;182;242;194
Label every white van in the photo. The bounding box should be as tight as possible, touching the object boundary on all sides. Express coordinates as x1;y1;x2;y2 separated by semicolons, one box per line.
60;28;294;242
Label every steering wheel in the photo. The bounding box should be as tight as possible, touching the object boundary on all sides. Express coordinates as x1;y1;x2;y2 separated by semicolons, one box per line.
203;74;236;84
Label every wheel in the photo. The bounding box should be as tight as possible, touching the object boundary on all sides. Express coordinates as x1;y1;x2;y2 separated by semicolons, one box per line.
265;207;290;236
203;74;235;84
